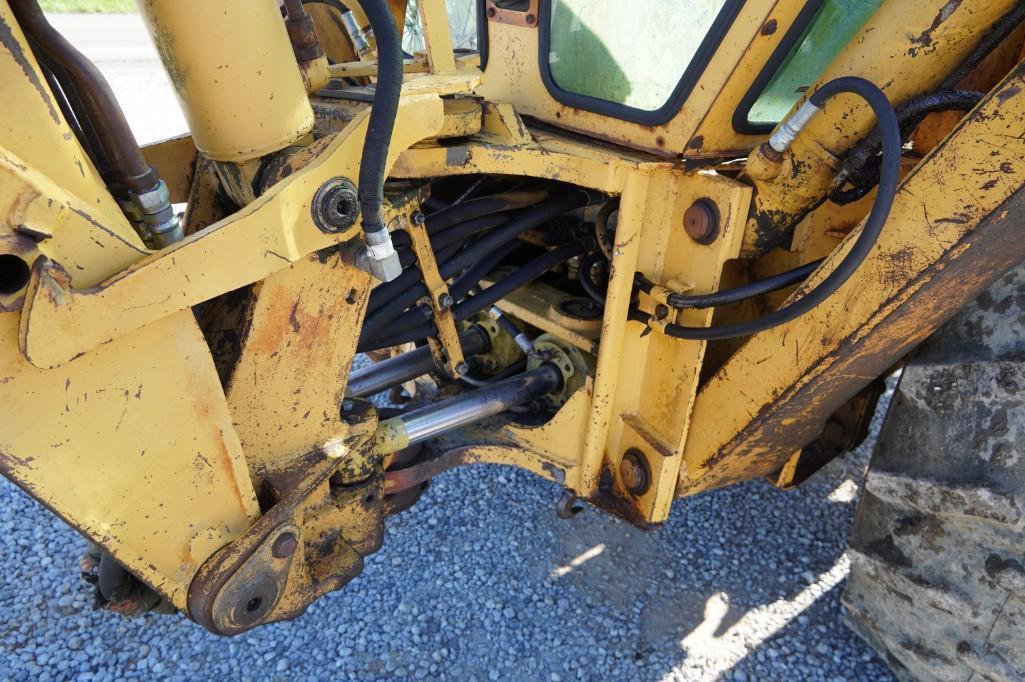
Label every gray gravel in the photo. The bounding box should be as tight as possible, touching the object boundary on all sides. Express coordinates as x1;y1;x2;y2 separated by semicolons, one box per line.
0;16;895;680
0;378;896;681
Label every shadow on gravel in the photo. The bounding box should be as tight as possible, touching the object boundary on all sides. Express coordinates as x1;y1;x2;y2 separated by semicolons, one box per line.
0;419;895;681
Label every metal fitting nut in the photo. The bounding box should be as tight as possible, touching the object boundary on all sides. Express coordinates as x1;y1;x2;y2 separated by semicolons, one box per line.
366;249;403;282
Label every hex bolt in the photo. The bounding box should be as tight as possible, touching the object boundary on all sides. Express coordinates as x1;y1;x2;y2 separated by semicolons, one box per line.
455;361;470;376
655;304;670;320
684;199;720;245
411;211;426;226
620;449;652;497
438;293;454;309
271;532;298;559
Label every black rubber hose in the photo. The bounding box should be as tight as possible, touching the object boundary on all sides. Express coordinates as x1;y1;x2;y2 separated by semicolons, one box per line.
636;259;824;310
373;239;523;344
941;2;1025;91
449;239;523;301
370;214;509;312
355;0;403;237
579;251;607;306
365;240;589;350
362;192;587;338
425;193;542;235
635;77;899;341
832;89;983;204
301;0;350;14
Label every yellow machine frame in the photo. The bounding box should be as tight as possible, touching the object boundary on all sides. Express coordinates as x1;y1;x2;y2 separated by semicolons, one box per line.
2;0;1025;633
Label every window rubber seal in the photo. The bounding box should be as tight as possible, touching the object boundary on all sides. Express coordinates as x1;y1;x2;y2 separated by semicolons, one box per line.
535;0;747;126
732;0;827;135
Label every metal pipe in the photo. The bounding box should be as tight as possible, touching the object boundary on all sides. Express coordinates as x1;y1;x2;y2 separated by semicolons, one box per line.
11;0;182;247
10;0;154;192
347;327;489;399
375;364;563;453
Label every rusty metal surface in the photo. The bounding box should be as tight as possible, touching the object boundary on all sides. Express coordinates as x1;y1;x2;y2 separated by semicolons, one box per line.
680;62;1025;495
188;399;382;635
485;0;540;29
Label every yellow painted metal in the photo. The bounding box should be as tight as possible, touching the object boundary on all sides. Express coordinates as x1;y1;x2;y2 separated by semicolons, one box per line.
393;121;751;522
330;56;430;78
224;252;373;478
0;308;261;608
492;281;600;354
0;3;129;224
19;94;445;370
475;1;777;156
681;62;1025;495
141;134;197;204
0;1;145;297
136;0;314;163
741;0;1019;255
688;0;812;158
406;210;465;377
417;0;456;73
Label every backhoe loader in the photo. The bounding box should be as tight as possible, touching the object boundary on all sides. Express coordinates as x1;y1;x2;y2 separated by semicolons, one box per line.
2;0;1025;677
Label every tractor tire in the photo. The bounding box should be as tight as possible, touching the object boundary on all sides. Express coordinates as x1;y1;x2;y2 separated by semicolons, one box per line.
843;262;1025;681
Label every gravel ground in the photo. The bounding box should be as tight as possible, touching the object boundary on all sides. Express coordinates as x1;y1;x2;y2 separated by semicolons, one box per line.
0;16;896;681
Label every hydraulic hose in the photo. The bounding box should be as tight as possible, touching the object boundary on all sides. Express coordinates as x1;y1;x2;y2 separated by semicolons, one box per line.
10;0;155;193
361;192;588;340
355;0;404;277
831;89;982;205
374;238;524;344
636;259;824;310
579;251;607;306
425;191;548;235
635;77;899;341
365;240;589;351
370;214;510;314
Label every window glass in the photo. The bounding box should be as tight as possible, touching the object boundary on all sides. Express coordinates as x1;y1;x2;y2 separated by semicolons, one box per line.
547;0;730;111
404;0;479;53
747;0;884;126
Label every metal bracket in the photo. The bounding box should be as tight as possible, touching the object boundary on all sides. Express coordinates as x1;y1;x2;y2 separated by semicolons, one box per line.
485;0;539;28
18;94;446;370
188;399;382;635
405;210;466;377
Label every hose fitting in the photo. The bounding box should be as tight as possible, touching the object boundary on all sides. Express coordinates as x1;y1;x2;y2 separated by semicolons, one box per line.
768;100;822;153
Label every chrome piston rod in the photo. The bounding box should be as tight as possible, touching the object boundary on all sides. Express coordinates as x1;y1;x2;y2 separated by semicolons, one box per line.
375;363;563;453
347;327;489;399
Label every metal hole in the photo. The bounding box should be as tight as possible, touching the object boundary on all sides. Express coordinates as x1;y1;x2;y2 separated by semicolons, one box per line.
0;255;30;295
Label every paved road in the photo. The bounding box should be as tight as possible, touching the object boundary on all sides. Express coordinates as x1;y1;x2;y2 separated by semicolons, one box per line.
0;14;894;681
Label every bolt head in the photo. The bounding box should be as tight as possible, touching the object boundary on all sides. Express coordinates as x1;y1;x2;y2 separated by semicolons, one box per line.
455;361;470;375
412;211;426;226
620;449;651;496
438;293;454;309
271;532;298;559
684;199;720;245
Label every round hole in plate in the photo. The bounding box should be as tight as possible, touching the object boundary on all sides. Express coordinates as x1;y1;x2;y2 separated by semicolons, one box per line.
0;254;30;295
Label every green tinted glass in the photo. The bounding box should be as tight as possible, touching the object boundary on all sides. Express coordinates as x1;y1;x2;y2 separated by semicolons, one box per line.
548;0;729;111
748;0;885;126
